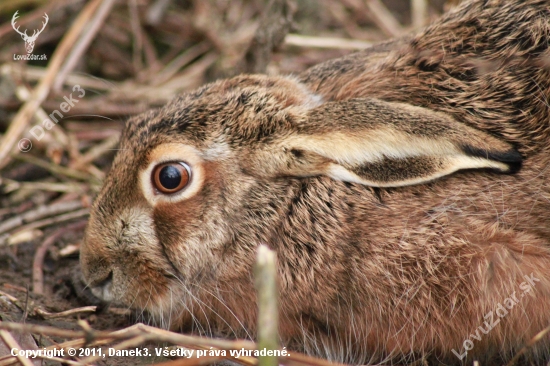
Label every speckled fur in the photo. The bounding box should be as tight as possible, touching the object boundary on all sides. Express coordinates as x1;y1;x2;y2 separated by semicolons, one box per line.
81;0;550;364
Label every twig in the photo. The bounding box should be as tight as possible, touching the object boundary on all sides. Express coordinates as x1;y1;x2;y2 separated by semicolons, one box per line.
411;0;428;29
1;64;68;148
73;129;120;142
0;0;104;170
1;179;91;195
40;98;149;116
20;286;29;322
53;0;118;92
136;324;256;350
285;34;372;50
145;0;172;26
0;334;113;366
4;230;43;247
124;52;218;102
0;322;137;342
128;0;144;72
0;290;19;303
254;245;279;366
32;220;87;294
0;330;35;366
0;321;345;366
284;352;345;366
79;335;151;364
241;0;296;73
70;134;120;169
31;356;82;366
12;154;97;182
0;200;83;236
2;284;27;293
35;306;97;320
151;42;210;86
0;208;90;247
0;322;254;350
325;0;366;40
0;1;65;42
139;30;162;80
159;52;218;94
364;0;404;37
152;356;226;366
505;325;550;366
58;243;80;257
11;66;115;92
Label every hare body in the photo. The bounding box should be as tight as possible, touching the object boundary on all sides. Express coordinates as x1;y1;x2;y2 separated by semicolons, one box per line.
81;0;550;364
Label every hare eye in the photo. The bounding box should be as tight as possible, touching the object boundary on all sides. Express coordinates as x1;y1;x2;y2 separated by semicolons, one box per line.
152;162;191;194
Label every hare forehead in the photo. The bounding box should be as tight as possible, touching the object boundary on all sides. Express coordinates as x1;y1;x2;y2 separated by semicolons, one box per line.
115;75;324;169
207;75;323;111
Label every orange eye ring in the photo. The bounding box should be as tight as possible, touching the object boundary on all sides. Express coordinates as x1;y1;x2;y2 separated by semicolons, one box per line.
152;162;191;194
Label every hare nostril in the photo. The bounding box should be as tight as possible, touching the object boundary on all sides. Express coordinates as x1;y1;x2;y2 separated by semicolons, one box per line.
89;270;113;289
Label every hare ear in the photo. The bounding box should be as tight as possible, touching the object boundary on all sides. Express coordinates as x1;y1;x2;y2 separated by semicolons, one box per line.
275;99;521;187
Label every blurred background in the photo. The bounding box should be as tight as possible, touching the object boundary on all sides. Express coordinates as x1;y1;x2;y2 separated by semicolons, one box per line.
0;0;463;363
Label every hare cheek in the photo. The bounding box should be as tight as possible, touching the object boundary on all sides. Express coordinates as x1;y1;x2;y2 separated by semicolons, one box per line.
153;195;225;283
153;200;201;265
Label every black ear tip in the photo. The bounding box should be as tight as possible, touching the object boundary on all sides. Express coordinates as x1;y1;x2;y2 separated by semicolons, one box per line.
496;148;522;163
461;145;523;174
499;149;523;173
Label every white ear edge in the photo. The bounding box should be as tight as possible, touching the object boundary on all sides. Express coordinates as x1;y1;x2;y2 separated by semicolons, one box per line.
327;155;509;188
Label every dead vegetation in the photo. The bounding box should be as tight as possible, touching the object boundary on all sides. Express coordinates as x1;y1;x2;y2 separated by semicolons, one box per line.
3;0;544;365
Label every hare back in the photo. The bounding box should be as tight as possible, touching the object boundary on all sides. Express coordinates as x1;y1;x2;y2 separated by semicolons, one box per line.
300;0;550;155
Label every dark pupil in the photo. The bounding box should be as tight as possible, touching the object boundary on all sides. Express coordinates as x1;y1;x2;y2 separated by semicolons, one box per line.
159;165;181;189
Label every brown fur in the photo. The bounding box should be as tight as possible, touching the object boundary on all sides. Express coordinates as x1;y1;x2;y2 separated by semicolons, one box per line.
81;0;550;364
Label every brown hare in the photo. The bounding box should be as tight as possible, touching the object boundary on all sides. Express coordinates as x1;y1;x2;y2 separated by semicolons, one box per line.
80;0;550;364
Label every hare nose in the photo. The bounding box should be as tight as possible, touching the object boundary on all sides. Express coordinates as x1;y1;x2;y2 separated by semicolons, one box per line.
89;271;115;302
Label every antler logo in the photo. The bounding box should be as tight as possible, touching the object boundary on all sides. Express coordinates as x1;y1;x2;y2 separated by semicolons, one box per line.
12;11;48;54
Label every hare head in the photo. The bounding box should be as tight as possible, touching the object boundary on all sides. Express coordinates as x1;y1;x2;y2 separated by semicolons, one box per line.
80;73;520;306
81;0;550;364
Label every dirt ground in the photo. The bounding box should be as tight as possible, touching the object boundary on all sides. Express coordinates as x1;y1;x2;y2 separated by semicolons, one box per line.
0;227;152;365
